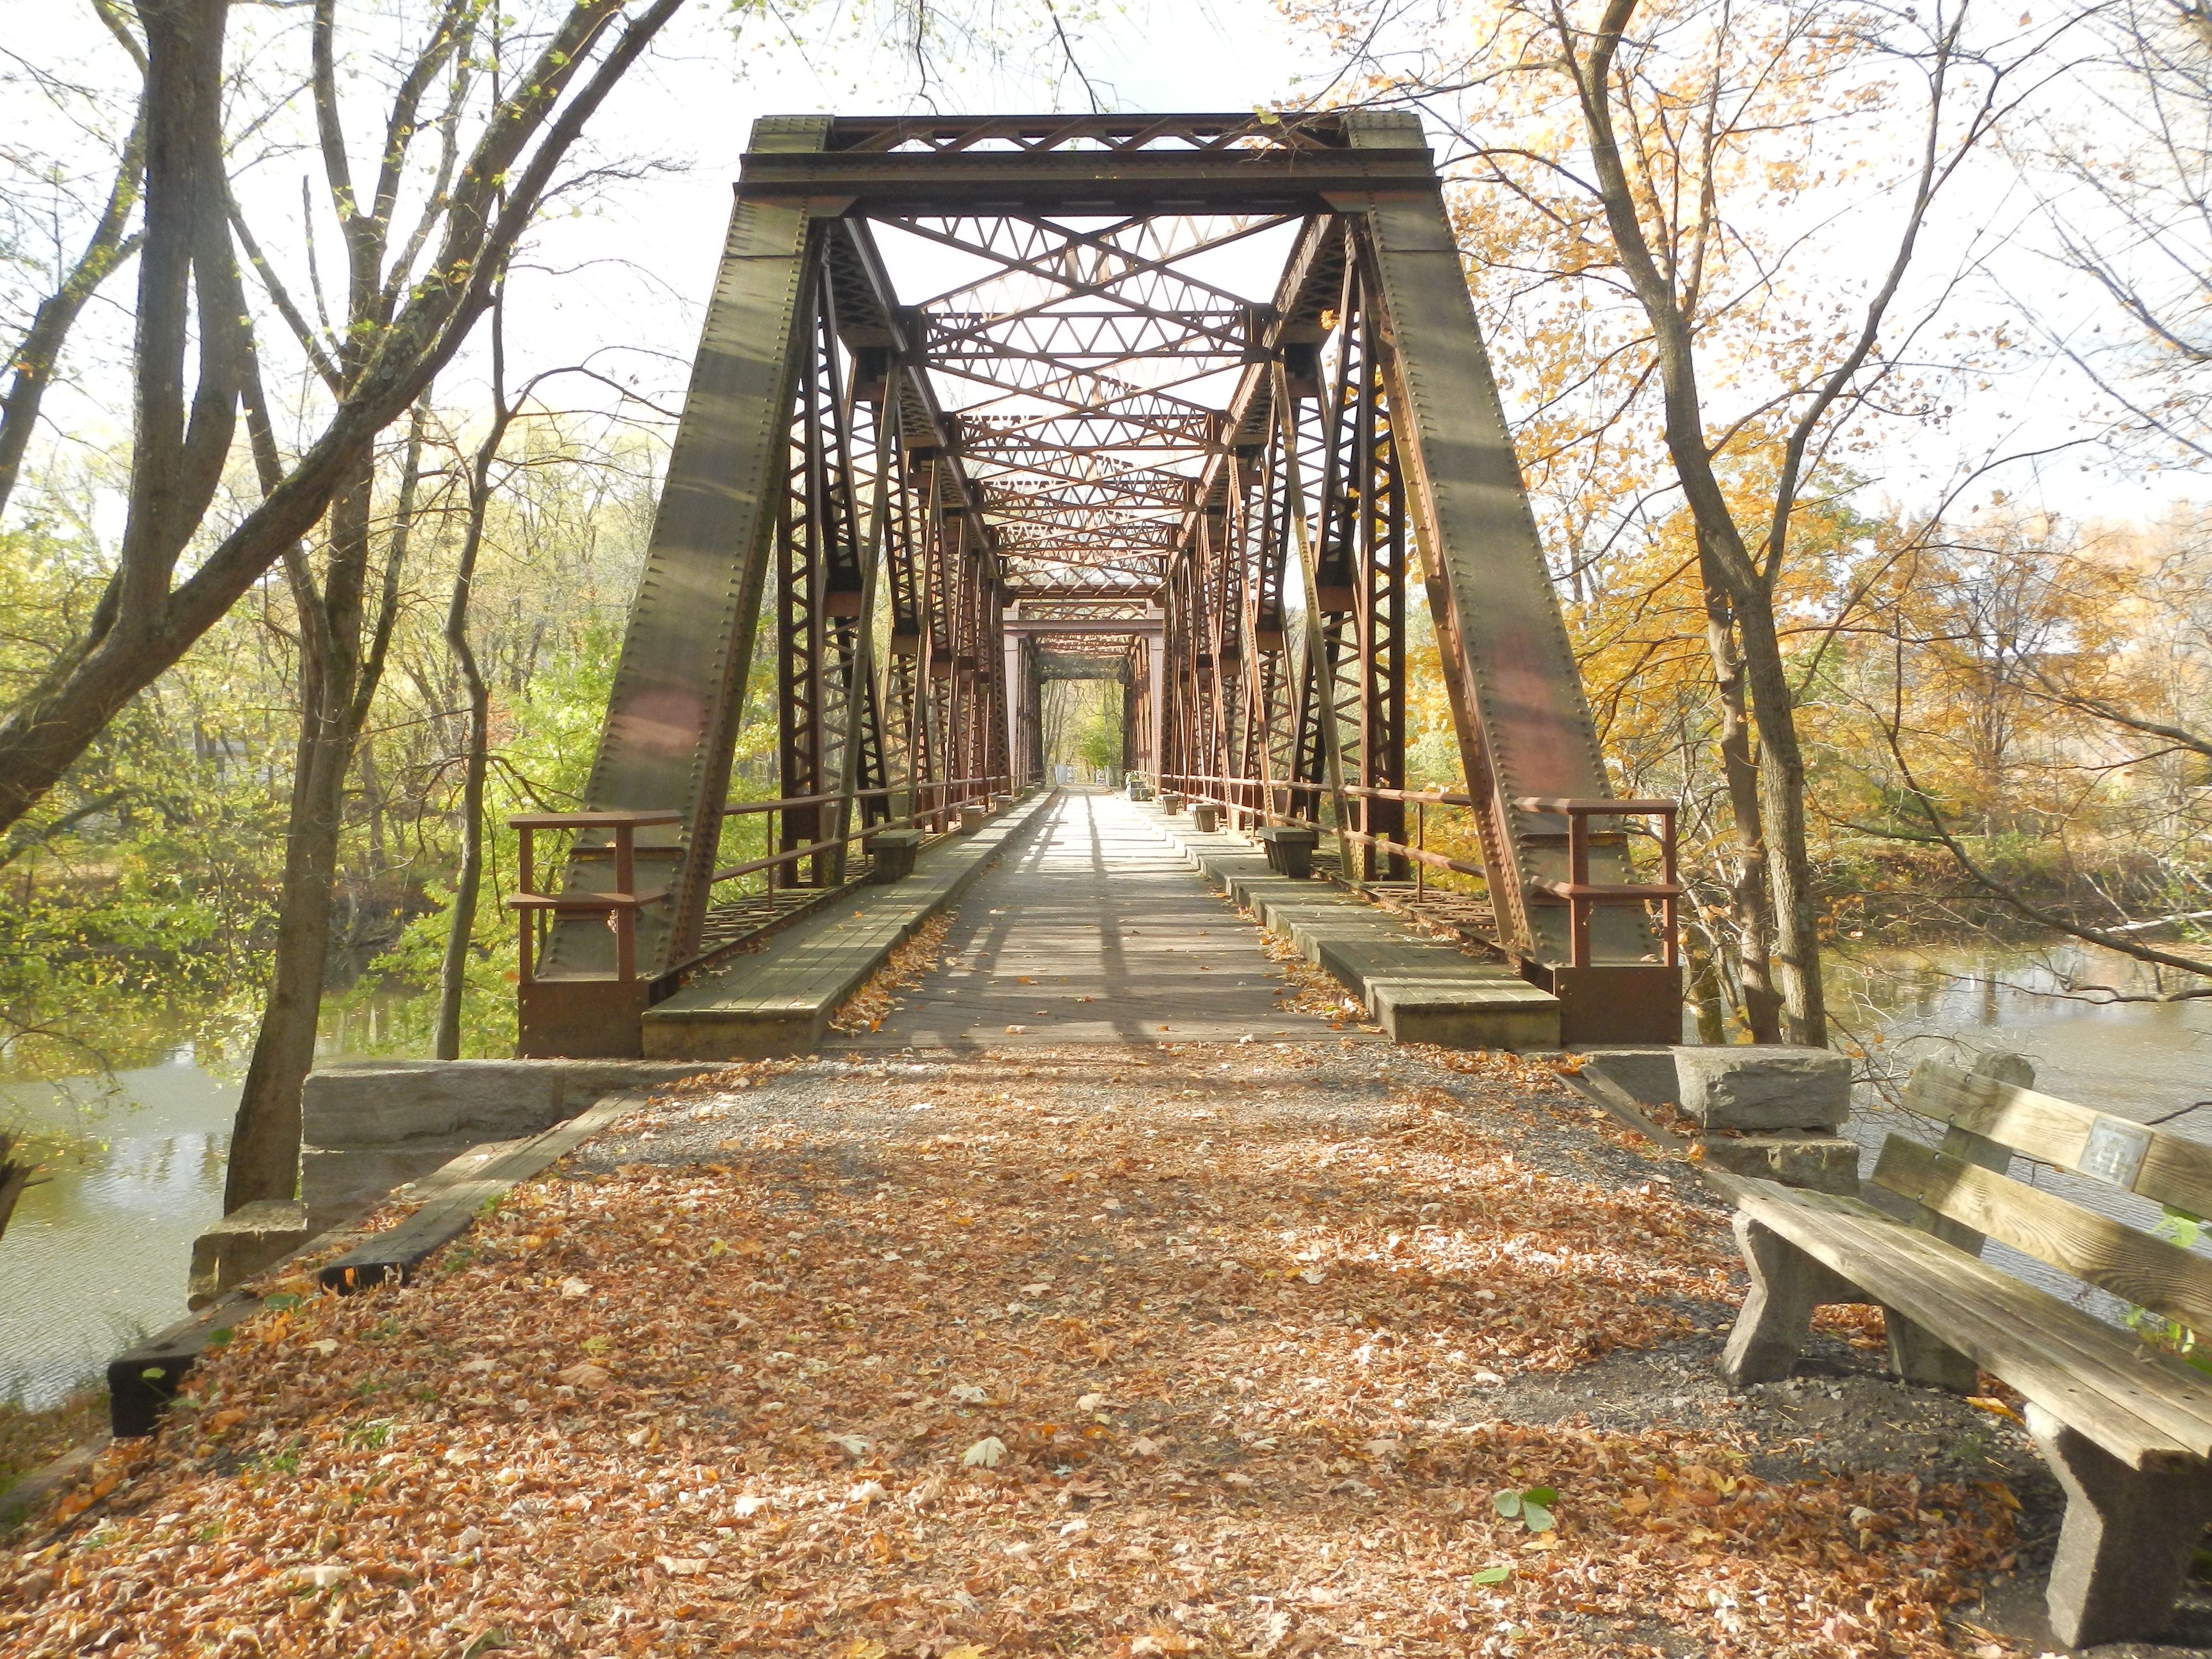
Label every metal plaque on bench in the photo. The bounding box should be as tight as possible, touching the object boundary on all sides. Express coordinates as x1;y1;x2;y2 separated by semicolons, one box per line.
2077;1115;2152;1190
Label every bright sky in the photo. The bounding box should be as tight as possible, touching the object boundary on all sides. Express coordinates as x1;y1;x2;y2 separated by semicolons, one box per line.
1;0;2197;543
505;0;1342;468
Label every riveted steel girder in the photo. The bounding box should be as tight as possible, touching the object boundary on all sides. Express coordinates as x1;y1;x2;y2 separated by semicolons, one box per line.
535;108;1677;1059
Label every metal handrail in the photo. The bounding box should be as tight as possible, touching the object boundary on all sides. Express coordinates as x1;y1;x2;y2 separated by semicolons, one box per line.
1152;776;1681;965
506;779;1016;983
1511;795;1681;969
505;808;683;986
709;774;1009;888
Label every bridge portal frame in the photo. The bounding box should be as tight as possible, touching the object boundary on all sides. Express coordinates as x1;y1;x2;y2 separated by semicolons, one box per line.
517;111;1682;1057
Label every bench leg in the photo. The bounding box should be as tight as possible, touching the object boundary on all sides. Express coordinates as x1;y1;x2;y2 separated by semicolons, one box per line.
1723;1215;1853;1385
2025;1402;2212;1647
1883;1305;1979;1393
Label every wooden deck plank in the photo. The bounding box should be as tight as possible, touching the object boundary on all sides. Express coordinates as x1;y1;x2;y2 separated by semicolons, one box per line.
642;794;1055;1057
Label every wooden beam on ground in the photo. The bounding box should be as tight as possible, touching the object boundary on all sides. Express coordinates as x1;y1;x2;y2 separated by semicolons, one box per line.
317;1088;653;1293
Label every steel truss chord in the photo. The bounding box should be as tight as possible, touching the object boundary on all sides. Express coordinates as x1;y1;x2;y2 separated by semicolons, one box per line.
527;108;1679;1060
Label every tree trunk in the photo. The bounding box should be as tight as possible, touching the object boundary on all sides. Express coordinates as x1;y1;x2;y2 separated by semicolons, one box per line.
433;658;490;1060
0;0;681;842
1684;925;1730;1047
0;99;149;521
1703;590;1782;1042
1736;599;1828;1044
223;405;423;1209
223;562;353;1208
1564;0;1827;1046
0;1134;33;1245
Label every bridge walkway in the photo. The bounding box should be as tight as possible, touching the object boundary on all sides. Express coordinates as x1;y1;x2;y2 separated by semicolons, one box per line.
828;787;1329;1050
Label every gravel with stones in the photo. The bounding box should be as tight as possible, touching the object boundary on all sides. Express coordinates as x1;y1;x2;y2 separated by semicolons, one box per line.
0;1040;2086;1657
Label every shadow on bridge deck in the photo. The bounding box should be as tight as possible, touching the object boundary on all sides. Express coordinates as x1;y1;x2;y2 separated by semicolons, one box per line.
825;787;1340;1050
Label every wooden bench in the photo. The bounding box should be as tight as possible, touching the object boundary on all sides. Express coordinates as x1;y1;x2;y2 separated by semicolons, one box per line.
1711;1055;2212;1647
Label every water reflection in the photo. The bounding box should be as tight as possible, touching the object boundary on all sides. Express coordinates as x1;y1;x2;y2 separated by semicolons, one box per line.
0;992;421;1410
0;1054;237;1407
1830;938;2212;1126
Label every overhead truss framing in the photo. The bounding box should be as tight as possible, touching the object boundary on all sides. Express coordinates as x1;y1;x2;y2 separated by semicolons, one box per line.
527;111;1680;1056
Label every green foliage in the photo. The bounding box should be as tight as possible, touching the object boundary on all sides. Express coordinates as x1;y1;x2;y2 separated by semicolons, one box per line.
2123;1206;2212;1374
351;608;637;1058
3;419;661;1078
1;515;291;1078
1492;1484;1557;1532
343;1418;393;1451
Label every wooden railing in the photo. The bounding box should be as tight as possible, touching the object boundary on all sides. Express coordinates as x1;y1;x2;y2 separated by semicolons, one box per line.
506;809;683;990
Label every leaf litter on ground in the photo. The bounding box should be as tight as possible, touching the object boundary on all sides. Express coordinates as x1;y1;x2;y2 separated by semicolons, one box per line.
0;1042;2026;1657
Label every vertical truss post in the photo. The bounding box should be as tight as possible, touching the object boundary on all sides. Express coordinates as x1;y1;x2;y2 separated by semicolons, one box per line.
777;259;833;884
1272;357;1358;885
1344;111;1676;1037
825;320;895;881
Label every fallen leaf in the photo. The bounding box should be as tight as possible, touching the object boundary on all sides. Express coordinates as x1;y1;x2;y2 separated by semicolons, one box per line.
962;1436;1008;1468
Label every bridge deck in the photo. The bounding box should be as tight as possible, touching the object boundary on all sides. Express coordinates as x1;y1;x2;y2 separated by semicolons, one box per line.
651;787;1562;1058
831;788;1331;1048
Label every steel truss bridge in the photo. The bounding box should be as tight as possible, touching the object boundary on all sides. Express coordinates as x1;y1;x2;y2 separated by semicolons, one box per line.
512;111;1682;1056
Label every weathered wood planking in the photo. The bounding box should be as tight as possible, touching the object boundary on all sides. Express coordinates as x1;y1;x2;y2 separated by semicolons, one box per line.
1714;1169;2212;1424
318;1088;651;1291
1874;1136;2212;1337
1710;1170;2212;1467
1904;1059;2212;1218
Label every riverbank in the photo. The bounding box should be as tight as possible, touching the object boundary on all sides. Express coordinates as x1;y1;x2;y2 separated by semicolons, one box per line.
0;1044;2063;1658
0;1395;100;1507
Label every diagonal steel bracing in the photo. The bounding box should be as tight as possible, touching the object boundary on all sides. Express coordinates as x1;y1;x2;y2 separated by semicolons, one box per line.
522;110;1681;1057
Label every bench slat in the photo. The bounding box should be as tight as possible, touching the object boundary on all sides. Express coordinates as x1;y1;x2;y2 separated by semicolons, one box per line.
1716;1172;2212;1466
1742;1185;2207;1466
1904;1060;2212;1218
1726;1172;2212;1427
1875;1136;2212;1339
1906;1052;2032;1259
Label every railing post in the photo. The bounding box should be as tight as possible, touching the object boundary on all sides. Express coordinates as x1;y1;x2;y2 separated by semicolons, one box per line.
517;823;537;986
613;822;638;983
1567;809;1591;969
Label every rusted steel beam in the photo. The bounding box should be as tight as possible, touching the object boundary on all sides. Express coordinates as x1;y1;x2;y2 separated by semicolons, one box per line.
534;107;1679;1058
738;154;1433;215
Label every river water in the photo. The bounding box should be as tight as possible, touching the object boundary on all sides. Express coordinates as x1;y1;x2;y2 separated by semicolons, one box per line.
1831;938;2212;1128
2;941;2207;1411
0;995;411;1410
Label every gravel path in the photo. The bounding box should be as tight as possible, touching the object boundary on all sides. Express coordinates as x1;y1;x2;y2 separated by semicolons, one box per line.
2;1040;2169;1655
